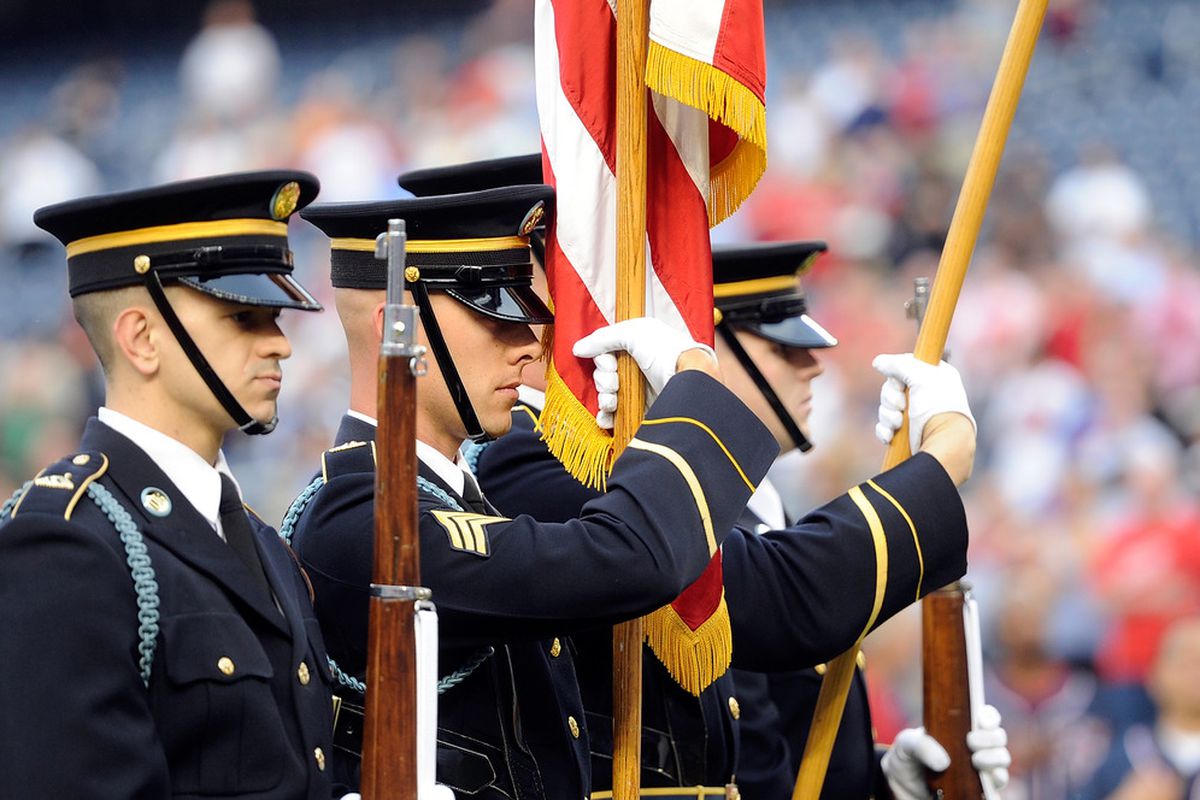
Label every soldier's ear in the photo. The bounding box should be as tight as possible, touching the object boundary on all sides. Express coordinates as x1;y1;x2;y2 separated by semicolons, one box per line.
371;300;386;342
112;306;159;377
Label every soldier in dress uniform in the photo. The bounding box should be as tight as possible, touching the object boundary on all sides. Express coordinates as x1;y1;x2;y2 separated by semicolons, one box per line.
0;172;350;799
286;185;782;799
403;156;1007;799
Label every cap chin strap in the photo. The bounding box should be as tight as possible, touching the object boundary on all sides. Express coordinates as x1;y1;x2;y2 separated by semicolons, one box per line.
716;322;812;454
409;282;492;444
143;272;277;436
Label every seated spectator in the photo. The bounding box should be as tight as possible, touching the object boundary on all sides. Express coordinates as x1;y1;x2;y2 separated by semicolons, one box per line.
1072;617;1200;800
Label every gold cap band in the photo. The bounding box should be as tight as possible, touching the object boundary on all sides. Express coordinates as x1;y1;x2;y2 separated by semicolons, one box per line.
712;274;797;299
66;218;288;258
330;234;529;254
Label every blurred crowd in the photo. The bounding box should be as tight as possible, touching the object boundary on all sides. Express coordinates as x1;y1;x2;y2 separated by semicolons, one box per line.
1;0;1198;797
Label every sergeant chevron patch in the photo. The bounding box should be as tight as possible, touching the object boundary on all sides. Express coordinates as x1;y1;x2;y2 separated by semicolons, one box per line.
430;510;507;557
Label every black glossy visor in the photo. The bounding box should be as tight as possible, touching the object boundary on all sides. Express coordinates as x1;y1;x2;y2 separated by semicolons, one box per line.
179;271;323;311
446;283;553;324
743;313;837;349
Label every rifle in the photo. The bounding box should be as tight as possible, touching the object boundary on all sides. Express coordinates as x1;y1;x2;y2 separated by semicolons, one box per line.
361;219;432;798
793;0;1047;795
905;275;980;797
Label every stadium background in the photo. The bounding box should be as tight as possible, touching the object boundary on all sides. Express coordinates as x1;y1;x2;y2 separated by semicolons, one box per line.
2;1;1199;796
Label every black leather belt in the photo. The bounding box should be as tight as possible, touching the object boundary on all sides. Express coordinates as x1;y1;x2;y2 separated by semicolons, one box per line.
331;696;509;796
586;711;679;782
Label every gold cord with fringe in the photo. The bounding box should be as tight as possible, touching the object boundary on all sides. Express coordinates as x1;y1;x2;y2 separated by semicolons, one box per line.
643;594;733;696
538;360;615;491
645;40;767;227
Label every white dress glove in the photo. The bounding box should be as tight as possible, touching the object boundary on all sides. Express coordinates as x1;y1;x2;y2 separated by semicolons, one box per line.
872;353;975;454
573;318;716;429
881;705;1011;800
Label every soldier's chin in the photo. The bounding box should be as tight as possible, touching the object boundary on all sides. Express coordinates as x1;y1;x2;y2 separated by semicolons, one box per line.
486;416;514;439
251;402;281;427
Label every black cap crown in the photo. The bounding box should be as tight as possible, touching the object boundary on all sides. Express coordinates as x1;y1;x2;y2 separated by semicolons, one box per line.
34;170;322;310
713;241;836;349
302;185;553;324
397;154;543;196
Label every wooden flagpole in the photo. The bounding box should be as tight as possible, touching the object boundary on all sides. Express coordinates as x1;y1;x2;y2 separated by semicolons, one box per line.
792;0;1048;796
612;0;651;797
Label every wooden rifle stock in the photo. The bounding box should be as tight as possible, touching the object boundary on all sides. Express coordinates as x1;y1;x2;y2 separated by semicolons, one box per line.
923;586;974;797
794;0;1046;795
362;220;426;798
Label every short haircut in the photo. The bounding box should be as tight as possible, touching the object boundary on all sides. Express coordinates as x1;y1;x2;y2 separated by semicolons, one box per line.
71;286;145;376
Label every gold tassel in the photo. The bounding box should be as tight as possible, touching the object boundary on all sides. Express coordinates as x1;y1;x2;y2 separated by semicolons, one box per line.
644;40;768;227
538;360;615;491
643;593;734;696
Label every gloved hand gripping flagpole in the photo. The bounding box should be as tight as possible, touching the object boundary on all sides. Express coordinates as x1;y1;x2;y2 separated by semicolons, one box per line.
793;0;1048;795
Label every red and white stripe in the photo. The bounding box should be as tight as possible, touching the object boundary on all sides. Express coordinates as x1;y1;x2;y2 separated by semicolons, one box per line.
535;0;765;415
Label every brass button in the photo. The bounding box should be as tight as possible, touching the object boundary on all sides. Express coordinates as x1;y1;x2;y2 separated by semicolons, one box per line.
567;715;580;739
314;746;326;771
728;696;741;720
72;454;90;466
550;637;562;657
298;661;311;685
217;657;235;676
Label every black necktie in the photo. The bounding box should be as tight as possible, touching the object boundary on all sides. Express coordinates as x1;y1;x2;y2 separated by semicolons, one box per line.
218;474;274;602
460;472;488;514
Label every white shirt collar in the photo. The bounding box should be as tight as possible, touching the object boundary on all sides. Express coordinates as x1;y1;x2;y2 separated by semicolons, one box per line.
98;407;237;532
517;385;546;411
746;476;786;531
344;410;470;497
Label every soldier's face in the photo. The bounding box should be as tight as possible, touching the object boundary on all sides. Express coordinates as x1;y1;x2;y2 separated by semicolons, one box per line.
159;287;293;432
415;294;541;453
716;329;823;453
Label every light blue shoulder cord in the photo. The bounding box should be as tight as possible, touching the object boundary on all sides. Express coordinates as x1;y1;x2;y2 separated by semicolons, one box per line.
1;481;161;688
0;481;31;520
458;440;493;476
279;474;493;696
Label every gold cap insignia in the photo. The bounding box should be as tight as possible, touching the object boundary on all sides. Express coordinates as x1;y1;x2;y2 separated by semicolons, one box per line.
141;486;172;517
134;255;151;274
270;181;302;220
519;202;546;236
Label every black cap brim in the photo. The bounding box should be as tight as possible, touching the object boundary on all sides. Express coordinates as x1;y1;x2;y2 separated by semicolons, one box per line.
446;284;553;324
744;314;837;349
180;272;323;311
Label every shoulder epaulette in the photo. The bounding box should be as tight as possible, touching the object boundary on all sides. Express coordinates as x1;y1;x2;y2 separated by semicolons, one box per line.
10;451;109;521
320;441;376;482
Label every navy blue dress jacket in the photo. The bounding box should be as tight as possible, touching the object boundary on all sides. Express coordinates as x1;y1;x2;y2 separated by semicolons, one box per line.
291;372;779;799
0;419;336;799
475;399;969;796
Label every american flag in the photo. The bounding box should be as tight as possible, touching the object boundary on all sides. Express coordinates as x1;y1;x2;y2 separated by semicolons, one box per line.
534;0;767;694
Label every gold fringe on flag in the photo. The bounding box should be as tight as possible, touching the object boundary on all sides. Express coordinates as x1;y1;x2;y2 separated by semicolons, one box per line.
538;359;615;491
644;40;768;227
540;357;735;694
643;594;734;696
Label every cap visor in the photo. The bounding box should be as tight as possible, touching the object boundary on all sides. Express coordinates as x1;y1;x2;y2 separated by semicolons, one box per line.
180;272;323;311
447;284;553;324
748;314;837;349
